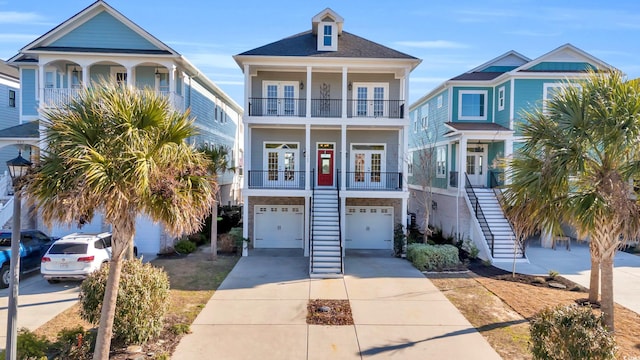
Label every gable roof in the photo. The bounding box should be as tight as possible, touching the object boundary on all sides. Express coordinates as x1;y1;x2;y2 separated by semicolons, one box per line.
8;0;177;62
514;43;613;73
237;30;417;60
312;8;344;35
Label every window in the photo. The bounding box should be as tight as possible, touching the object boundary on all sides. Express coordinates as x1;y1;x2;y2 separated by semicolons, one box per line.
498;86;505;111
407;151;413;176
8;90;15;107
543;83;572;113
412;112;418;133
458;90;488;120
323;25;332;46
214;106;218;122
436;147;446;178
421;104;429;129
437;95;443;108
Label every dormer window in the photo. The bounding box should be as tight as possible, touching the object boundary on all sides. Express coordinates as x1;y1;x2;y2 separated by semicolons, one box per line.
317;22;337;51
323;25;332;46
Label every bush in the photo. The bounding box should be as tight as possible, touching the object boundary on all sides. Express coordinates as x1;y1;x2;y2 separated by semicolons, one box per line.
530;304;617;360
0;328;50;360
174;239;197;254
79;258;171;345
53;326;95;360
393;223;406;257
406;243;459;271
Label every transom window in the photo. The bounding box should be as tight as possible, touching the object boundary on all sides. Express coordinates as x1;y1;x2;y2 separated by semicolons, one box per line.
459;90;488;120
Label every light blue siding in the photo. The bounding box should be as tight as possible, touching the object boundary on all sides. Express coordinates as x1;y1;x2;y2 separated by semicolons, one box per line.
527;62;596;72
0;83;19;129
409;89;448;148
90;65;110;83
135;67;155;89
50;11;160;51
21;69;37;116
451;86;493;122
512;79;564;136
494;80;511;128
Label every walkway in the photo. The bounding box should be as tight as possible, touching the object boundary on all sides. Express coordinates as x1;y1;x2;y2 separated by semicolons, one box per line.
173;255;500;359
494;241;640;315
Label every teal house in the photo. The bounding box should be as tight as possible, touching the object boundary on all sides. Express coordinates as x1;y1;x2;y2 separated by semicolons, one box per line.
6;1;243;255
408;44;614;262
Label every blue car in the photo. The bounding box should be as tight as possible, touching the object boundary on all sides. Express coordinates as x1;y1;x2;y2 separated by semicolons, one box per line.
0;230;56;288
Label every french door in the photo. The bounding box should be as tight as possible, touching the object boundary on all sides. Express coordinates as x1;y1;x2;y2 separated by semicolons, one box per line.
353;83;388;117
466;145;487;187
351;144;385;188
264;143;299;187
263;81;299;116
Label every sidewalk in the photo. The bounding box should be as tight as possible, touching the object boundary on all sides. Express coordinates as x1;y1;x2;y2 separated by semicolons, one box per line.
494;241;640;315
173;255;500;360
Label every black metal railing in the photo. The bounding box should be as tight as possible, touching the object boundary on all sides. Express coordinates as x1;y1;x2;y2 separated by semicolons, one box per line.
248;98;306;117
346;99;404;118
310;169;315;272
345;172;402;190
489;170;504;188
465;173;496;257
310;99;342;118
493;187;526;257
449;171;459;187
336;170;343;273
247;170;305;189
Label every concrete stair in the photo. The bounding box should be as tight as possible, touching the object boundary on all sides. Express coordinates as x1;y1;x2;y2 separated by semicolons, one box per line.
310;189;343;277
471;188;524;260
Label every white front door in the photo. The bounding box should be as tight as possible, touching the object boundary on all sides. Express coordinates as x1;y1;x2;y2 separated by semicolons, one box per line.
466;145;487;187
351;144;385;188
264;143;299;187
353;83;388;117
263;81;299;116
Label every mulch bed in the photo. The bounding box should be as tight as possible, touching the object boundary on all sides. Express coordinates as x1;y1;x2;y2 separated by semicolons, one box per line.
306;299;354;325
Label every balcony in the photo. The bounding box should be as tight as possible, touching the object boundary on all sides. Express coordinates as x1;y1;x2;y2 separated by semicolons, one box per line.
345;171;402;191
247;169;403;191
248;170;306;189
42;88;185;111
248;98;404;119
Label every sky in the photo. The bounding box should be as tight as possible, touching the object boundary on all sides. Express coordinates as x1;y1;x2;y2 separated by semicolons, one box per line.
1;0;639;107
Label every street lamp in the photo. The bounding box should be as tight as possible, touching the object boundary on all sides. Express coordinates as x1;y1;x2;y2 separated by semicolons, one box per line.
5;150;32;360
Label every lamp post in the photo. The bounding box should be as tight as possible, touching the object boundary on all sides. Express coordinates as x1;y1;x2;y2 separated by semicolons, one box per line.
5;150;32;360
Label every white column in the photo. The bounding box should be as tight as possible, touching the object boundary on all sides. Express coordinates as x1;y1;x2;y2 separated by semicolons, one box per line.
304;196;310;257
242;194;249;256
341;67;348;118
340;195;346;257
244;65;251;115
169;65;176;93
81;65;89;88
403;68;410;118
37;64;44;104
458;137;467;189
126;66;133;87
341;124;347;191
504;138;513;185
306;66;312;118
305;124;311;190
244;126;251;190
401;196;408;231
402;126;409;191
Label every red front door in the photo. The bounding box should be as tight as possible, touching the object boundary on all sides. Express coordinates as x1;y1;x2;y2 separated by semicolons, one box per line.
317;149;334;186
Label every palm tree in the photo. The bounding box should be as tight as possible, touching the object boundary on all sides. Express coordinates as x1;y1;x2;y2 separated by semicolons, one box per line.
503;70;640;331
199;145;233;260
23;80;216;359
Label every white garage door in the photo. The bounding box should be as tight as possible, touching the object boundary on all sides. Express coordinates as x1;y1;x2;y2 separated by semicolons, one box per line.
254;205;304;248
134;215;161;255
345;206;393;249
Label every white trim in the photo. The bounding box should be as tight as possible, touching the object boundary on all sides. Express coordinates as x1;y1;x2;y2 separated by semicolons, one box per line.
317;22;338;51
315;141;336;187
352;82;389;117
497;86;505;111
542;82;574;113
437;95;443;108
509;78;515;130
458;90;488;121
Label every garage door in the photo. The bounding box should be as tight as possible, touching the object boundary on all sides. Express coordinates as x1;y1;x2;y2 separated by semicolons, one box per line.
345;206;393;249
134;215;161;255
254;205;304;248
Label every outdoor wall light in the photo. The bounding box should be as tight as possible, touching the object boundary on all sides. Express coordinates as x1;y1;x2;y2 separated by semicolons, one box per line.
348;82;352;91
300;82;304;90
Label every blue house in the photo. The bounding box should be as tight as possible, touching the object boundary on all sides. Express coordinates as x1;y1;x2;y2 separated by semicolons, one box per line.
6;0;243;255
408;44;614;262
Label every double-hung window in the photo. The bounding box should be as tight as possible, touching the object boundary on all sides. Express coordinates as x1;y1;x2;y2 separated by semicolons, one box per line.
497;86;505;111
421;104;429;129
458;90;488;120
323;25;332;46
436;146;446;178
9;90;15;107
543;83;572;114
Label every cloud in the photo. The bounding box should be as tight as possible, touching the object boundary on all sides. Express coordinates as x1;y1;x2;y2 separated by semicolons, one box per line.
395;40;468;49
0;11;49;25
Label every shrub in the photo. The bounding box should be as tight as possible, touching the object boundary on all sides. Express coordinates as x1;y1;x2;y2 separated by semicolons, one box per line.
170;323;191;335
0;328;50;360
530;304;616;360
53;326;95;360
393;223;406;257
406;243;459;271
174;239;197;254
548;270;559;279
79;258;171;345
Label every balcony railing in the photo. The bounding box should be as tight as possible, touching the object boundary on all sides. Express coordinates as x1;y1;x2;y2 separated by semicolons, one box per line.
345;171;402;191
248;170;305;189
248;97;405;119
42;88;184;111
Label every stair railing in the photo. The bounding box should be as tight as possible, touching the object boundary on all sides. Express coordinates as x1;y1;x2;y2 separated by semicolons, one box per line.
310;169;315;273
493;187;526;257
464;173;495;258
336;169;343;274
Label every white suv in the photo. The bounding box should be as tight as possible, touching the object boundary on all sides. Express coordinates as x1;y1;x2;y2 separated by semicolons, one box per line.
41;232;112;283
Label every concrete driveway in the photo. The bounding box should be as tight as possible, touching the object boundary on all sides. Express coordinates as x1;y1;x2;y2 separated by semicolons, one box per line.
0;272;81;350
173;254;500;360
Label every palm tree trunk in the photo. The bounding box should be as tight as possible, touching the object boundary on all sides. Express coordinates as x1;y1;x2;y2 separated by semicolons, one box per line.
92;253;124;360
600;257;615;332
210;204;218;261
589;255;600;303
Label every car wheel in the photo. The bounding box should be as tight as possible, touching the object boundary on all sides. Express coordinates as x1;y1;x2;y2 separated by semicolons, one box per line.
0;265;10;289
47;279;60;284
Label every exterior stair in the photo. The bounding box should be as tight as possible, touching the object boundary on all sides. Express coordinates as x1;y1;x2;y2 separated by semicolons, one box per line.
310;189;343;277
470;188;525;261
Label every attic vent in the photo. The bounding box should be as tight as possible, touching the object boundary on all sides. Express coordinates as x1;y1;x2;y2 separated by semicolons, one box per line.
322;16;334;22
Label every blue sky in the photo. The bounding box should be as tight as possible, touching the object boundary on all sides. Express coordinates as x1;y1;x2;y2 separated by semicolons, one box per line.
1;0;639;106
